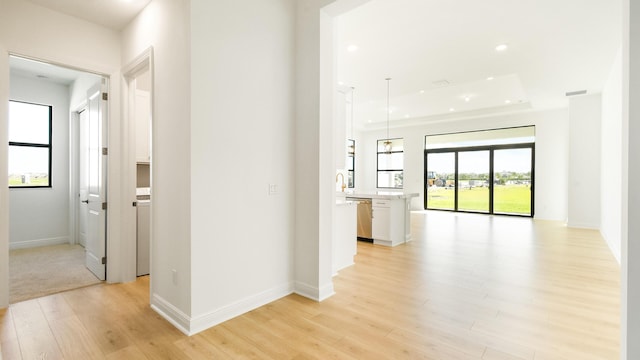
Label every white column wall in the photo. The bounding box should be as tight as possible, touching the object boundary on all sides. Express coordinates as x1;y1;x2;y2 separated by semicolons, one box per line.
188;0;297;334
567;94;602;229
357;109;569;221
601;47;623;263
0;0;121;308
294;0;333;301
121;0;192;327
622;0;640;358
0;47;9;307
9;74;71;249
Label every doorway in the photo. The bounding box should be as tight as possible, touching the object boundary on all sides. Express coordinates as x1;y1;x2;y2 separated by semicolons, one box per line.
7;55;107;303
122;49;153;280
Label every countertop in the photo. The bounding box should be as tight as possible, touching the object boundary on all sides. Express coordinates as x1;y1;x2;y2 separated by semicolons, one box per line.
338;190;419;200
335;199;357;206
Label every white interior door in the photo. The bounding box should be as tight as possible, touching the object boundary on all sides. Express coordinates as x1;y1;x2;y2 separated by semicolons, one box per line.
85;82;107;281
78;109;88;247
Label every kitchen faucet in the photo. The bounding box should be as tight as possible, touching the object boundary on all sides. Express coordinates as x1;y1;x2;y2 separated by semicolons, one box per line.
336;173;346;192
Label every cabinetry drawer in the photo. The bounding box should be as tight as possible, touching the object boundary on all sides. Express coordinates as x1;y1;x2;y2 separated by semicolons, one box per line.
372;199;390;207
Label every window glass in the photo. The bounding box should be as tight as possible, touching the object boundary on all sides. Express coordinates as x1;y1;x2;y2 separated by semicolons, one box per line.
8;101;52;188
9;101;50;144
377;138;403;189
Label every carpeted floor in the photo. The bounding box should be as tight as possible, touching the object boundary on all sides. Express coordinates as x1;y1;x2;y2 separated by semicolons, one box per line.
9;243;102;304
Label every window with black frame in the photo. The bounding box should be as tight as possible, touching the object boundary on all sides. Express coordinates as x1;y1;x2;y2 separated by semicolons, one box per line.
8;100;52;188
424;126;534;216
377;138;403;189
347;139;355;188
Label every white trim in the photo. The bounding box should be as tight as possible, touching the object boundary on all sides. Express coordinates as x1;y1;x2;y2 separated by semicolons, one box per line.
566;221;600;230
9;236;70;250
189;282;294;335
294;280;335;302
601;231;622;264
150;293;191;335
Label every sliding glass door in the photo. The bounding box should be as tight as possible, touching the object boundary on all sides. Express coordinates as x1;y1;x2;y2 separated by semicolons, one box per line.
493;148;532;215
424;144;534;217
458;150;490;213
425;152;455;210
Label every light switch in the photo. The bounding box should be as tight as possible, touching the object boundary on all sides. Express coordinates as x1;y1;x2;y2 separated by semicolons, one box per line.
269;184;277;195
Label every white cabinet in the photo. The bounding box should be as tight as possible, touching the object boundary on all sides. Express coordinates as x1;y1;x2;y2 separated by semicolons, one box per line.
372;198;405;246
333;201;357;274
136;201;150;276
135;89;151;163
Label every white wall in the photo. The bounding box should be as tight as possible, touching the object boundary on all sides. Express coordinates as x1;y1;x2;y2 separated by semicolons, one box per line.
121;0;192;328
0;0;122;307
9;74;70;249
601;47;623;263
622;0;640;357
0;47;9;307
568;94;602;229
357;109;570;221
189;0;297;334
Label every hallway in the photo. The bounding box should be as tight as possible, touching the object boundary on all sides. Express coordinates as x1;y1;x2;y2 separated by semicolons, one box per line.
0;211;620;359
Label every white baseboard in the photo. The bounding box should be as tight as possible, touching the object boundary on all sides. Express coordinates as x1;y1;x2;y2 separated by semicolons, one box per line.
188;282;294;336
600;230;622;265
294;280;335;302
9;236;70;250
151;293;191;335
566;221;599;230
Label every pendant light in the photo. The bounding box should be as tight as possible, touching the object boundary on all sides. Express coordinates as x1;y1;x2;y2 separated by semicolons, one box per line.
383;77;393;152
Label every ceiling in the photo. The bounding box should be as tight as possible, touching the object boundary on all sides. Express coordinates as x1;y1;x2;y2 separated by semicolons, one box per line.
24;0;151;30
10;56;101;85
15;0;622;130
336;0;622;129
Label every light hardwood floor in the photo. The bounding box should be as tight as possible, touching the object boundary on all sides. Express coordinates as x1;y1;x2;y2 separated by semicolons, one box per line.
0;211;620;359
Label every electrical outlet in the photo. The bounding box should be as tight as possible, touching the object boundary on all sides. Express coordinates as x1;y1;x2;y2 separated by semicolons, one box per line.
172;269;177;285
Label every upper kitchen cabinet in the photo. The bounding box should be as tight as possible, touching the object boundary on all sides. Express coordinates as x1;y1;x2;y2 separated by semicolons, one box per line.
135;88;151;163
335;87;354;169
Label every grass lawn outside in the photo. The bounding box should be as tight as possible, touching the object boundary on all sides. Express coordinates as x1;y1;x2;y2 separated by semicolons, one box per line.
427;184;531;215
9;175;49;187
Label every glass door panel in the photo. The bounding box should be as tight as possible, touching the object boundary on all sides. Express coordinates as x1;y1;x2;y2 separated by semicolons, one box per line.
426;152;455;210
493;148;532;215
458;150;490;212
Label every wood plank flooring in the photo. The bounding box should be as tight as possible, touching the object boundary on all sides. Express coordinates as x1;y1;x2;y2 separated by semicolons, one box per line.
0;211;620;359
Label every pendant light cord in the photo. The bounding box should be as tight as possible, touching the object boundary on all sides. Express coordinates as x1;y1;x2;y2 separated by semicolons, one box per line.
386;78;390;142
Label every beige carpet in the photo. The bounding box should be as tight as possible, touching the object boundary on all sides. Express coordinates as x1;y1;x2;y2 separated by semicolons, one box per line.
9;243;102;304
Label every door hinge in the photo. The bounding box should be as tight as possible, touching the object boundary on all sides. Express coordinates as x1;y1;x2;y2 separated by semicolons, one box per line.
102;202;107;210
102;147;108;155
101;257;106;265
102;92;108;101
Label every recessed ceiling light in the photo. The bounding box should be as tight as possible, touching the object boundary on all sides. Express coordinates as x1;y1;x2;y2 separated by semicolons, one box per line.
464;97;470;102
405;114;410;118
495;44;508;52
338;81;344;86
419;90;425;94
347;45;358;52
367;119;372;123
433;79;450;87
449;108;455;112
504;100;511;104
486;76;494;81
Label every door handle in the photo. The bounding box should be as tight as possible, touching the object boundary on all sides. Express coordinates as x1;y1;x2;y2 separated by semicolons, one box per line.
81;200;89;204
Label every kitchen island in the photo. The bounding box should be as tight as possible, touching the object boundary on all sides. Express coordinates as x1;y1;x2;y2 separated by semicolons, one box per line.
341;191;418;247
